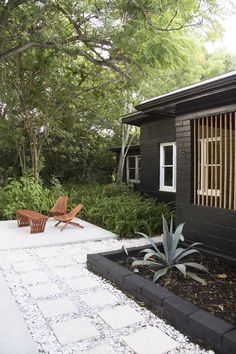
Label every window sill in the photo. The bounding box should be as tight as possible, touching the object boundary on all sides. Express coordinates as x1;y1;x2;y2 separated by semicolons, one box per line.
159;188;176;193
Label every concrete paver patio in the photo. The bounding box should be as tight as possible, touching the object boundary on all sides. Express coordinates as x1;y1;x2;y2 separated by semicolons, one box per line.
0;217;117;249
0;225;211;354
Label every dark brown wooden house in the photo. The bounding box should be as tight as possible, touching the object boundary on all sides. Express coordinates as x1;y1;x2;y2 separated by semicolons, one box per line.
122;71;236;258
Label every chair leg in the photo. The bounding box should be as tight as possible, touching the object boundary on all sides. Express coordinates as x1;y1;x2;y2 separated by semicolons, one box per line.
69;221;84;229
55;221;61;227
61;221;70;232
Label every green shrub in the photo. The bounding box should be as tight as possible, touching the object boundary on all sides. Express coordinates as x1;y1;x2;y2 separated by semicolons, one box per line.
0;179;173;238
0;175;65;219
65;183;172;238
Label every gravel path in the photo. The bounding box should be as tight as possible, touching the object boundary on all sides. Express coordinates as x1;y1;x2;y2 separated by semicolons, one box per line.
0;238;214;354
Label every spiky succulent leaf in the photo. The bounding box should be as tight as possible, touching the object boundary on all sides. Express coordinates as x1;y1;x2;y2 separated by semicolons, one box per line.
183;262;209;273
162;214;173;263
186;271;206;285
132;260;163;268
172;223;185;256
174;243;203;262
175;263;186;277
143;251;165;264
170;216;173;235
153;267;169;282
136;232;166;261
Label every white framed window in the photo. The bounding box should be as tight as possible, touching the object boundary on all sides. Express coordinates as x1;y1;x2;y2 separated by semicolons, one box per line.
160;142;176;192
127;155;140;183
199;137;220;196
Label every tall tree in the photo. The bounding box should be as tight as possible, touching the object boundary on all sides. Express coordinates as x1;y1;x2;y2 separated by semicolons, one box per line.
0;0;231;182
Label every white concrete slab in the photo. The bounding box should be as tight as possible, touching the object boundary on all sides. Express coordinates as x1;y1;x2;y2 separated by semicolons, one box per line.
19;271;49;285
0;217;117;250
52;266;83;278
28;283;62;299
0;272;38;354
12;260;39;273
99;305;144;329
66;276;100;291
43;256;74;267
122;327;178;354
38;297;77;318
51;317;99;345
80;290;119;308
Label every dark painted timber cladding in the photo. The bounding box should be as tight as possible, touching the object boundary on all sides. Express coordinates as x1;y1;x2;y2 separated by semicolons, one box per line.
176;103;236;258
140;116;176;202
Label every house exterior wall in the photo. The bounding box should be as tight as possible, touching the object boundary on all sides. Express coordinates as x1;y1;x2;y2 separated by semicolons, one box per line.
123;148;140;190
140;116;176;202
176;102;236;258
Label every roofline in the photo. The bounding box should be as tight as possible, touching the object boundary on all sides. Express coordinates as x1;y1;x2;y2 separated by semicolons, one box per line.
110;144;140;153
136;70;236;111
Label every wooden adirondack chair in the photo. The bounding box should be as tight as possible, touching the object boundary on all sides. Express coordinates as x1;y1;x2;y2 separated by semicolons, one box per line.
54;204;84;231
49;196;68;216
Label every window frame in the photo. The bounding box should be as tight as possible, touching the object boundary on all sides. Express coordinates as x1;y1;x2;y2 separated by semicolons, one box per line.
199;136;220;196
126;155;140;183
159;142;176;192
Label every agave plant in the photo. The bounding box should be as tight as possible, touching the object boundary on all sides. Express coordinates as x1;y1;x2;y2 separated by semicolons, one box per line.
132;215;208;284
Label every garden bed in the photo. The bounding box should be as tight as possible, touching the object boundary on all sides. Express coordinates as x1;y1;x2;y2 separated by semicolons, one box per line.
87;244;236;354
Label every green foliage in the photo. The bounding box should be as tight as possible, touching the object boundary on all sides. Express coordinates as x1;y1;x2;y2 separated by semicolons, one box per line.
132;215;208;284
65;183;172;238
0;179;171;239
0;175;64;219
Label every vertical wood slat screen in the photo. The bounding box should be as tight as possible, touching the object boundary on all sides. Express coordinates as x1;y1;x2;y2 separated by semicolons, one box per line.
193;112;236;210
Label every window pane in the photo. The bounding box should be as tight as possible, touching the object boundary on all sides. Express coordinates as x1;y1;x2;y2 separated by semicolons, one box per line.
128;157;135;168
129;169;135;180
164;146;173;165
164;167;173;186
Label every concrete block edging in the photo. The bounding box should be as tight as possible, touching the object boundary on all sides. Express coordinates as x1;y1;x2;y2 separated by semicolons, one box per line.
87;246;236;354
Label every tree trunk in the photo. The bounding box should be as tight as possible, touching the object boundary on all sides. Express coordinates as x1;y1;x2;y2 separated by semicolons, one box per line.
30;138;40;184
117;124;134;183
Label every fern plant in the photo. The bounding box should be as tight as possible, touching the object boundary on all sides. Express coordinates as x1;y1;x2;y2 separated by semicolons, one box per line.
132;215;208;284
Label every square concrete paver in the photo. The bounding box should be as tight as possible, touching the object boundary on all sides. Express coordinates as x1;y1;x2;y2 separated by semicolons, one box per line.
43;257;74;268
20;271;48;285
122;327;178;354
85;344;117;354
52;266;83;278
28;283;62;299
51;317;99;345
12;261;39;273
99;305;144;329
80;290;118;308
38;297;77;318
6;252;33;263
66;276;100;291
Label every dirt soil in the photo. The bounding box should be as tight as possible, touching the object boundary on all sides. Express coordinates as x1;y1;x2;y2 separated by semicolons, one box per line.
117;253;236;325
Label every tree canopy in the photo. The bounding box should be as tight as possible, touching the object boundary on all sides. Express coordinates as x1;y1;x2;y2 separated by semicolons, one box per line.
0;0;234;183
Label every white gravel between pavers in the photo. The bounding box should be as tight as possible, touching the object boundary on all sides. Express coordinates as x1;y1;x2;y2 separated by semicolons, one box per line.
0;238;214;354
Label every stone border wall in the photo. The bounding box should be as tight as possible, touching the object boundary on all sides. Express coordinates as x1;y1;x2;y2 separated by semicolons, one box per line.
87;246;236;354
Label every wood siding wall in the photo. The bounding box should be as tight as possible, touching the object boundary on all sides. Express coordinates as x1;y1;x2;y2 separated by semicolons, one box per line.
176;104;236;257
140;117;176;202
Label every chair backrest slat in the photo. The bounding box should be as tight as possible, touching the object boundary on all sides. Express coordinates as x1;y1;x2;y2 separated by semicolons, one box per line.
50;196;68;214
67;204;83;218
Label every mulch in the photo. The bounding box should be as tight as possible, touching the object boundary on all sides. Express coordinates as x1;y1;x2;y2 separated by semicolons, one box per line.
118;253;236;325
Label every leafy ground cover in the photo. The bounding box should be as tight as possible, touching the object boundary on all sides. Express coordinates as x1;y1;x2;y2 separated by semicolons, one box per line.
0;176;172;238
